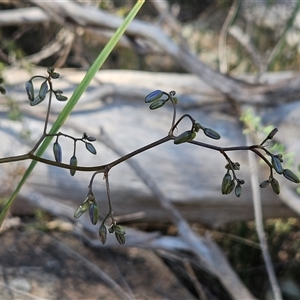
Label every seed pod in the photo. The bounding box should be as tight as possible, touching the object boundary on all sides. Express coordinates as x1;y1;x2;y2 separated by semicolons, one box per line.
53;141;62;163
203;128;221;140
267;128;278;140
70;155;78;176
283;169;300;183
270;178;280;195
25;80;34;101
221;173;232;194
145;90;164;103
174;131;196;145
235;184;242;197
89;201;98;225
99;223;107;245
115;232;125;245
271;155;283;174
260;180;270;188
149;99;166;110
86;142;97;155
39;81;48;99
74;201;89;219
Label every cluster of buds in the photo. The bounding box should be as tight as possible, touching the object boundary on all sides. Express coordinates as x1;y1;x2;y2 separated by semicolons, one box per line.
52;132;97;176
259;129;299;194
144;89;178;110
74;190;126;245
173;121;221;144
25;67;68;106
259;154;299;195
221;162;245;197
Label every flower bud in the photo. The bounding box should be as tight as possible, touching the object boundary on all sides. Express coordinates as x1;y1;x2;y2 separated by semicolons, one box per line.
223;180;235;195
283;169;300;183
235;184;242;197
271;155;283;174
53;141;62;163
203;128;221;140
39;81;48;99
99;223;107;245
89;201;98;225
55;93;68;101
149;99;166;110
74;201;89;219
114;225;126;235
70;155;77;176
115;232;125;244
145;90;164;103
270;178;280;195
221;173;232;194
49;72;60;79
86;142;97;155
25;80;34;101
174;131;196;145
260;180;270;188
267;128;278;140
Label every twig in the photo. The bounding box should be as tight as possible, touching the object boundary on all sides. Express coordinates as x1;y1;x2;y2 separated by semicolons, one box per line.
246;134;282;300
183;258;208;300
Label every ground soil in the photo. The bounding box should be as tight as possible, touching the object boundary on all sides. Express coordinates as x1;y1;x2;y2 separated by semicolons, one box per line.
0;224;194;300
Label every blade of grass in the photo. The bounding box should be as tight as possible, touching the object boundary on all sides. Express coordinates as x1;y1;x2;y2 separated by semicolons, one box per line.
0;0;145;227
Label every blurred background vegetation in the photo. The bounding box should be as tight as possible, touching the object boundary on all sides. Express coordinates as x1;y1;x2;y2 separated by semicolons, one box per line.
1;0;300;74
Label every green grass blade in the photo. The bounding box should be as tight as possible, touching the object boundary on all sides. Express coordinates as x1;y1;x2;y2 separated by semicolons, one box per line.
0;0;145;227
